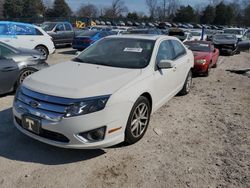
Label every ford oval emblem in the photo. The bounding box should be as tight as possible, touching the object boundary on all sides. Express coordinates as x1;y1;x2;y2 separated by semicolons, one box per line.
29;100;40;108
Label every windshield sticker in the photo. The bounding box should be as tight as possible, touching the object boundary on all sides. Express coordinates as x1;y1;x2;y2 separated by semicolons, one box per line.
199;44;209;47
124;48;143;53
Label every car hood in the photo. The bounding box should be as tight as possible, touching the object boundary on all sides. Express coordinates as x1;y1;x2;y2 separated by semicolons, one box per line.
23;61;141;99
213;39;237;45
192;51;210;59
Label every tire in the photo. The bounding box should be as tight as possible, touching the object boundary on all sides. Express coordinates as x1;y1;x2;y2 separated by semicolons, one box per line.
179;70;192;96
125;96;151;145
212;63;217;68
35;45;49;60
204;67;209;77
17;68;37;87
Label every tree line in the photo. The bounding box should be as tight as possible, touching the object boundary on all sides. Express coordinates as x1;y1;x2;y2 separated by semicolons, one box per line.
1;0;250;26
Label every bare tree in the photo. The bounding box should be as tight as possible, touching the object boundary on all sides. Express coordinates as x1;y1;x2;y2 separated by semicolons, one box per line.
155;0;180;20
167;0;180;16
145;0;158;19
209;0;222;5
104;0;128;19
77;3;98;18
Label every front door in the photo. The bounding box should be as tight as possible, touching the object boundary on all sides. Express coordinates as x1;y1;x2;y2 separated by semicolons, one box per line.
153;40;179;109
0;58;19;94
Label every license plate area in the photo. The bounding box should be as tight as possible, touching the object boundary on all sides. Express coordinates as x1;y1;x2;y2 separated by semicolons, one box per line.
21;115;41;134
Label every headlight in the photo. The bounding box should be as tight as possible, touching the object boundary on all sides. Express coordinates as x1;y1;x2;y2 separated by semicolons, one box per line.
65;95;110;117
196;59;206;64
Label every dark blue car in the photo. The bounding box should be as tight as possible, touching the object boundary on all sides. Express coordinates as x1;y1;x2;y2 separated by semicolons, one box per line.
72;31;114;51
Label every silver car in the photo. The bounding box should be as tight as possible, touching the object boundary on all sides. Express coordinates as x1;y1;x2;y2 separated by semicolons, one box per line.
0;42;49;95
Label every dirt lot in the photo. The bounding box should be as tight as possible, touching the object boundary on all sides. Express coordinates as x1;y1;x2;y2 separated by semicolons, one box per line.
0;49;249;188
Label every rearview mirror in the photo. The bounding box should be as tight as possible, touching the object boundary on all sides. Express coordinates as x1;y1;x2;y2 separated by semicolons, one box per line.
158;60;174;69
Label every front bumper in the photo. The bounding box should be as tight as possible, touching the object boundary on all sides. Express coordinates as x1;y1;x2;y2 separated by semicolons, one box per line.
193;62;209;74
13;100;132;149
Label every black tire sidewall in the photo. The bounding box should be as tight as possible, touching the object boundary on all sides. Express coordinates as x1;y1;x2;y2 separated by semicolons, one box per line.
125;96;151;144
179;70;192;95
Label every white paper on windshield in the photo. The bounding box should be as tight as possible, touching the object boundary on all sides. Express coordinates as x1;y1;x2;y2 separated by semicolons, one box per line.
124;48;143;52
199;44;209;47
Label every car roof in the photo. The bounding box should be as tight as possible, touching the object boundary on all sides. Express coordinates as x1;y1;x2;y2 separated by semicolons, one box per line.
185;40;211;44
106;34;177;41
224;28;243;30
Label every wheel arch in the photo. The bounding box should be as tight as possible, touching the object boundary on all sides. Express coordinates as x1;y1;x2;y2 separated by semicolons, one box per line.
140;92;153;112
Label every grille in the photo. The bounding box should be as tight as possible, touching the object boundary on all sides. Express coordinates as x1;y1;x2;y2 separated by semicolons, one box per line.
15;116;69;143
14;87;83;122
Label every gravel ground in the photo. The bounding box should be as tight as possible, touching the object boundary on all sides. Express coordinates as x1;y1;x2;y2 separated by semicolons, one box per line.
0;49;249;188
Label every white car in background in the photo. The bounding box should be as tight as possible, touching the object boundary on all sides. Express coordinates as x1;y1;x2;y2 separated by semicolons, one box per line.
183;32;194;42
0;21;55;59
190;30;207;41
13;35;194;149
223;28;244;39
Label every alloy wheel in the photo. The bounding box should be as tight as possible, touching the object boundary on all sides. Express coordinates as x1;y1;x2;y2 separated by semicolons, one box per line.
19;70;35;84
130;103;149;138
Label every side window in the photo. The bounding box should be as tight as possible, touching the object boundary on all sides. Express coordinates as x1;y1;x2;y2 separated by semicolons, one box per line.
171;40;186;59
56;24;65;32
188;34;193;40
0;45;14;58
156;40;175;64
99;32;107;38
64;23;72;31
13;24;36;35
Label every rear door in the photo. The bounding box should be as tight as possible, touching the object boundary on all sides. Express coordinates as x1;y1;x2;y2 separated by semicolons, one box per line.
0;45;19;94
64;23;74;44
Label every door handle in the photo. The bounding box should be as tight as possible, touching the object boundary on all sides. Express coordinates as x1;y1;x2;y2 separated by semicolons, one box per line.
4;40;10;42
30;39;34;42
173;67;177;72
1;67;16;72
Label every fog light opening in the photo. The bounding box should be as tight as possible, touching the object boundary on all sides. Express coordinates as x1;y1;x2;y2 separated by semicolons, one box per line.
79;126;106;142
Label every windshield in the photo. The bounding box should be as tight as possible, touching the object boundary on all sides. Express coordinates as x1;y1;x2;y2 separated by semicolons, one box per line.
168;31;186;41
214;34;236;40
243;33;250;40
224;29;243;35
41;23;56;31
75;38;155;69
185;42;211;52
190;31;201;36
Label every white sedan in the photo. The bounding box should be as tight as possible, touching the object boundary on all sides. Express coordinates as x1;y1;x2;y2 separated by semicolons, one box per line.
13;35;194;149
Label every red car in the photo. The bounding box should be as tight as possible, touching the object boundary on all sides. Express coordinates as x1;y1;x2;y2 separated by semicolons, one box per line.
184;41;219;76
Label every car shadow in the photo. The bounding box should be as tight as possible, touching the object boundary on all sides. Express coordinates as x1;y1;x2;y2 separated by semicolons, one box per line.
58;49;77;55
0;108;105;165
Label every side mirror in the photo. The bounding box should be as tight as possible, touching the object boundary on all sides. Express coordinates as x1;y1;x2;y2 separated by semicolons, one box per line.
158;60;174;69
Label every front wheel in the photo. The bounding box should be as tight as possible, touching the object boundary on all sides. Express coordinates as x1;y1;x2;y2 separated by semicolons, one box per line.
17;68;37;87
125;96;151;145
179;70;192;96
